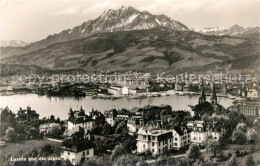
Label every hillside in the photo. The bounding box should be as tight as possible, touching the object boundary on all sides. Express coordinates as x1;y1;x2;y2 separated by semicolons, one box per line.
2;28;259;74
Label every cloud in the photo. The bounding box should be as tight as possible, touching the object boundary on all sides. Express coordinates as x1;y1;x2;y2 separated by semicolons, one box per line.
50;6;80;16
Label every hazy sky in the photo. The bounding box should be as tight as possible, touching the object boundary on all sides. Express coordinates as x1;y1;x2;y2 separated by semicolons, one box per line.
0;0;259;42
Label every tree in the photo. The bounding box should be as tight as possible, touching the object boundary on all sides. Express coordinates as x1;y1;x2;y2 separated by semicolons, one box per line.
50;115;55;122
226;155;239;166
236;123;247;132
102;123;112;136
122;135;137;153
82;158;98;166
103;138;117;151
245;154;255;166
246;129;258;144
30;148;39;157
28;127;40;139
49;126;62;138
111;144;125;160
0;123;9;137
94;138;106;154
207;139;221;158
5;127;16;142
115;121;128;134
232;130;247;145
186;144;201;161
55;117;61;123
39;144;54;157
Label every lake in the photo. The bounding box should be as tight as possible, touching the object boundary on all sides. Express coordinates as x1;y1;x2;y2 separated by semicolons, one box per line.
0;94;234;119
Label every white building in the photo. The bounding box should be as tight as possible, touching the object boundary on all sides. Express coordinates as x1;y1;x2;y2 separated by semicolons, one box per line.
116;114;129;120
108;86;122;95
171;125;191;150
39;123;61;135
247;89;258;99
60;139;94;165
127;115;143;134
105;109;117;126
137;127;173;155
187;121;209;145
122;86;129;95
136;124;191;155
67;107;95;132
208;122;225;141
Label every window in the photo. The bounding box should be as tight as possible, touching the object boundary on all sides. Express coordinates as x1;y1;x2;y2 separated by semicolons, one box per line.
143;136;146;140
83;152;85;156
68;152;70;155
174;143;177;146
159;149;160;153
152;142;154;146
159;142;160;146
152;149;154;153
175;138;177;141
143;144;146;148
87;150;89;155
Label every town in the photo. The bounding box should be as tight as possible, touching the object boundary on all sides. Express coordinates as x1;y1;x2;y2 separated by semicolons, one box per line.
0;80;259;166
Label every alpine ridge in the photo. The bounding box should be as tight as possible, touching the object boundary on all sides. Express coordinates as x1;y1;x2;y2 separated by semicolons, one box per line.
197;25;260;40
0;6;189;58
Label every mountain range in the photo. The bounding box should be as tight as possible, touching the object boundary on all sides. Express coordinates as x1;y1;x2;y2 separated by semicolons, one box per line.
0;40;30;47
197;25;260;40
0;6;259;74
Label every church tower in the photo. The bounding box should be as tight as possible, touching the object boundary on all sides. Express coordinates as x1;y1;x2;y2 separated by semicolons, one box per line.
211;84;217;106
199;80;206;104
68;107;74;118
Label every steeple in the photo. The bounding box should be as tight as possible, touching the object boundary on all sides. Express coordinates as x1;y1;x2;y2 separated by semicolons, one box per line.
211;83;217;105
68;107;74;118
199;79;206;104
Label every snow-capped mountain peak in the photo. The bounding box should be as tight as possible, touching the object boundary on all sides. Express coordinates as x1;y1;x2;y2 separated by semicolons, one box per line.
197;24;260;39
19;6;189;50
0;40;30;47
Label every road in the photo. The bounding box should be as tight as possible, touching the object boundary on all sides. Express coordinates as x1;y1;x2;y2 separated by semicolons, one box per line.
146;149;206;164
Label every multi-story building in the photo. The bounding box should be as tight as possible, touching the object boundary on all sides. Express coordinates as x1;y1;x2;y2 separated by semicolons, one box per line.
136;124;191;155
61;136;94;165
104;109;117;126
16;106;39;125
171;125;191;150
108;86;122;95
127;113;143;134
187;121;209;145
67;107;95;132
208;122;225;141
238;102;259;117
137;127;173;155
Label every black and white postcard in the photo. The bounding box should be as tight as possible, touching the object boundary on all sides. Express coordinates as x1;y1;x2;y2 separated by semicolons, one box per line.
0;0;259;165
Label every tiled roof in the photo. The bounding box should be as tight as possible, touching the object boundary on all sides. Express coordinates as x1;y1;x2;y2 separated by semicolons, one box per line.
61;139;94;153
